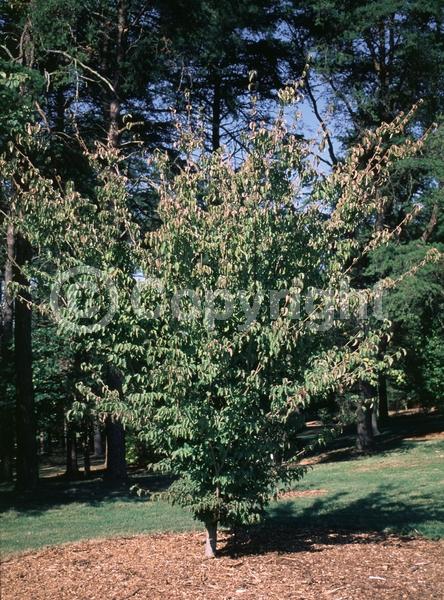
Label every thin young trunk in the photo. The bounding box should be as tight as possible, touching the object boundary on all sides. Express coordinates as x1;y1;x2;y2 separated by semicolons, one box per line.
204;521;218;558
14;233;38;491
0;222;15;481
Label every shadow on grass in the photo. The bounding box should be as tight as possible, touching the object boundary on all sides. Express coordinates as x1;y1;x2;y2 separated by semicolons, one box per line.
269;485;444;532
220;485;444;557
0;472;173;517
1;412;442;521
299;410;444;465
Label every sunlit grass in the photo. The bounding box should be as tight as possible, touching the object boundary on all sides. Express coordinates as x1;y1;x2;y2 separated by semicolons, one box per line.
1;438;443;555
269;438;444;539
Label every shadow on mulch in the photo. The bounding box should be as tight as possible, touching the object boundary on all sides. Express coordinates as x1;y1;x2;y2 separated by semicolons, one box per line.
219;526;407;558
216;483;444;558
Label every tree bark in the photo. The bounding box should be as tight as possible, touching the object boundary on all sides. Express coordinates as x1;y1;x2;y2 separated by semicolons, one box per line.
106;0;127;149
54;87;66;133
103;365;127;483
211;76;221;152
356;382;375;453
65;421;79;477
371;407;380;436
93;418;104;457
82;422;91;476
356;403;374;452
0;222;15;481
378;372;389;423
421;198;439;242
99;3;128;486
204;521;218;558
104;415;127;484
14;233;38;491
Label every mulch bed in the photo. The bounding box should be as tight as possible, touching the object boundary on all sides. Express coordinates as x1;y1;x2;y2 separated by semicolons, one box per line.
2;529;443;599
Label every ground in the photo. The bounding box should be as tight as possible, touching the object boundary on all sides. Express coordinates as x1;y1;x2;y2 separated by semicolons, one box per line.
1;411;443;598
2;530;443;599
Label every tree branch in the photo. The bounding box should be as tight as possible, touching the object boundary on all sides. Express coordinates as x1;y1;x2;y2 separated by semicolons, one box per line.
45;49;116;94
305;77;338;165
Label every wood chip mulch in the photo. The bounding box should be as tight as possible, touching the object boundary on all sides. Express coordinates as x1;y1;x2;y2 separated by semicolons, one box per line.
1;529;443;600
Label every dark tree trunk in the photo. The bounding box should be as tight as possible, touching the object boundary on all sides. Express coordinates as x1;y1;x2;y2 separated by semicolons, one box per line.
378;372;389;423
0;223;15;481
356;382;375;453
377;337;389;424
371;407;380;436
14;234;38;491
104;366;127;484
107;0;127;149
104;415;127;484
82;422;91;476
93;418;104;457
356;404;374;452
211;76;221;152
108;98;120;149
54;86;66;133
100;3;128;486
204;521;218;558
46;432;52;456
65;421;79;477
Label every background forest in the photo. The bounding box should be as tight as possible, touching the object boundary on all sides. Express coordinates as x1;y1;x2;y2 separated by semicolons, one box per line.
0;1;443;554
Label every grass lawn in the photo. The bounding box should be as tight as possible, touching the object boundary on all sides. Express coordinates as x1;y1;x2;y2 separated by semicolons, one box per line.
269;437;444;539
1;431;443;556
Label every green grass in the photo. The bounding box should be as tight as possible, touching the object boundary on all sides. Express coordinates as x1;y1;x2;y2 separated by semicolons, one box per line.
1;437;443;556
268;437;444;540
0;476;198;555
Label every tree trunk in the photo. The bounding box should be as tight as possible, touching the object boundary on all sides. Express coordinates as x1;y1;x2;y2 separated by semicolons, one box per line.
100;3;128;485
104;365;127;483
356;382;375;453
65;421;79;477
108;98;120;149
54;87;65;133
371;407;380;436
211;76;221;152
93;418;104;457
0;222;15;481
82;423;91;476
356;403;374;452
204;521;218;558
14;233;38;491
378;372;389;423
107;0;127;149
104;415;127;484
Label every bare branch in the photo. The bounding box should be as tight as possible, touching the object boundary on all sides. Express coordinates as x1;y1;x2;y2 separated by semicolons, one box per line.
305;76;338;165
45;49;116;94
